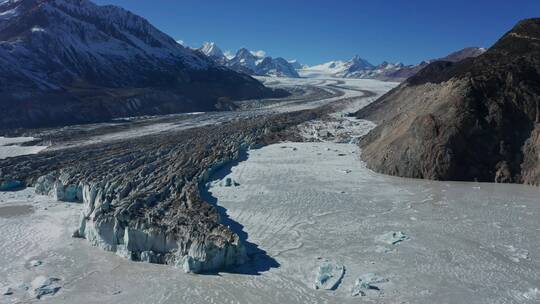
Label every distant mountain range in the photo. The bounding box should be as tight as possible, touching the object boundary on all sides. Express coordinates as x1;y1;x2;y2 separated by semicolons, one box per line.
198;41;486;82
0;0;284;129
198;42;301;78
0;0;495;131
300;47;486;81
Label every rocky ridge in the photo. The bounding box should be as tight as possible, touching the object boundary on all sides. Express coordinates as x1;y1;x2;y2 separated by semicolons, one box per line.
356;18;540;185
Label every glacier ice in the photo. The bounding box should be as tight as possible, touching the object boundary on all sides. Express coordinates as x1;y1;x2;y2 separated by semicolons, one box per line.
313;260;345;290
179;240;247;273
0;179;23;191
351;273;388;296
18;283;29;291
30;276;61;299
71;180;247;274
35;173;82;202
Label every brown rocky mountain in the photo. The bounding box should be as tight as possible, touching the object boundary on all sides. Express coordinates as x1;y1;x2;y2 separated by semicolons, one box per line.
0;0;285;129
438;47;486;62
355;18;540;185
381;47;486;81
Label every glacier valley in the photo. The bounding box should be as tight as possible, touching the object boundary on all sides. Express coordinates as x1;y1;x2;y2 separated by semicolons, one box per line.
0;77;539;304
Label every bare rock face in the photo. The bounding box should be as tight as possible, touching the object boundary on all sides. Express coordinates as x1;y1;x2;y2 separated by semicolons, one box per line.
0;109;321;273
356;18;540;185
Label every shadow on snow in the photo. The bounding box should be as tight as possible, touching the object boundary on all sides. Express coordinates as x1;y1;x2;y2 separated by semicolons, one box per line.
199;149;280;276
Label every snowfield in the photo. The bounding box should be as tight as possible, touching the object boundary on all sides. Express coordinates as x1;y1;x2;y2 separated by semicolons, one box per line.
1;77;539;303
0;136;47;159
207;141;540;303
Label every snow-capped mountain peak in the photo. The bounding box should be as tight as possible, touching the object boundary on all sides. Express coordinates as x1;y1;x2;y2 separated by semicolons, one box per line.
256;56;299;78
299;47;485;81
196;43;301;78
198;41;228;65
299;55;374;78
200;42;224;58
229;48;259;70
349;55;374;69
288;59;306;70
236;48;258;58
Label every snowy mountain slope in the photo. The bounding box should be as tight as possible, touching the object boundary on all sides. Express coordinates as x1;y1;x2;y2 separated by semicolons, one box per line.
345;55;375;75
198;42;228;65
226;47;301;78
254;57;300;78
228;47;260;72
0;0;282;129
288;59;306;70
200;42;224;58
299;55;374;78
303;60;351;76
0;0;209;87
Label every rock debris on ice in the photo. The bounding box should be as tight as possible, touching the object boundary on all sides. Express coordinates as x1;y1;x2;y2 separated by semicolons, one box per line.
2;286;13;295
376;231;409;245
29;259;43;267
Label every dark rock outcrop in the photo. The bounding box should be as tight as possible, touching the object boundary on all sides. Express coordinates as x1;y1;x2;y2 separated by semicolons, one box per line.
356;18;540;185
0;0;285;129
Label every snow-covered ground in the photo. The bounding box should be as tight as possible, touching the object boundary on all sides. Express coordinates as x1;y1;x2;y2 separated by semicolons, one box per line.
207;141;540;303
0;188;80;302
3;134;539;303
1;77;539;303
0;137;47;159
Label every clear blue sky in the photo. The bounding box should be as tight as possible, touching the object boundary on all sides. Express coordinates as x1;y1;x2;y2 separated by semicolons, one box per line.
94;0;539;65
